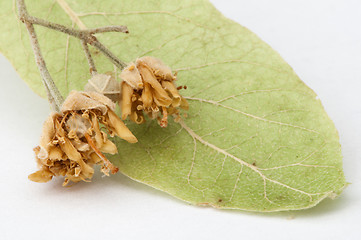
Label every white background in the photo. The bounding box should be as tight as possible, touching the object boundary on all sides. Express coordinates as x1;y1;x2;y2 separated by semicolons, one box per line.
1;0;360;239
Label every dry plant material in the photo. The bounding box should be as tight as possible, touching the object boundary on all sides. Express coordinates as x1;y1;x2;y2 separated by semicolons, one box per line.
120;56;189;127
84;72;121;102
28;91;137;186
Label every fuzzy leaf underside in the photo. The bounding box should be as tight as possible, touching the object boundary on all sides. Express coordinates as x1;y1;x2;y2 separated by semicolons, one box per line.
0;0;346;211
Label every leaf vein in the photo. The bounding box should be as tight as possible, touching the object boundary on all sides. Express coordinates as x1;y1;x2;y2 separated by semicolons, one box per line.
185;96;321;134
77;10;208;29
175;59;285;73
179;120;323;202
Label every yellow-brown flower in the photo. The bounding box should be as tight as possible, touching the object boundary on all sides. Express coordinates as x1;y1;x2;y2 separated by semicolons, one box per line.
120;56;188;128
29;91;137;186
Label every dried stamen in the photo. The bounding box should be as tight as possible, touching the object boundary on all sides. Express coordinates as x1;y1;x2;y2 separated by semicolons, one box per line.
84;133;119;175
160;107;168;128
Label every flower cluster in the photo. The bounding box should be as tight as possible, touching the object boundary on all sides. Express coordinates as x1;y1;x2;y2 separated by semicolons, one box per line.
120;56;188;127
29;57;188;186
28;91;137;186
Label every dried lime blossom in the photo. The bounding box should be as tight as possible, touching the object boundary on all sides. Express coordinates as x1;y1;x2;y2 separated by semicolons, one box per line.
120;56;188;127
29;91;137;186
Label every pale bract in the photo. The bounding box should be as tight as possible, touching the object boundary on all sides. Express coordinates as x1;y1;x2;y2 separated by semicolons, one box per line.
0;0;346;211
84;73;121;102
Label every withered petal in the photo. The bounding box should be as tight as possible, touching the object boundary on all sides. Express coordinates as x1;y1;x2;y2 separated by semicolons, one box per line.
180;97;189;110
100;139;118;154
106;110;138;143
89;152;102;164
138;63;172;104
39;113;59;152
162;80;181;107
28;168;54;183
121;81;133;120
60;137;94;179
48;146;64;160
89;112;104;149
152;87;173;107
141;82;153;108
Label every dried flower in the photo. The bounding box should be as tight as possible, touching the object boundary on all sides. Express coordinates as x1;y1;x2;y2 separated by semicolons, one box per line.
29;91;137;186
120;56;188;127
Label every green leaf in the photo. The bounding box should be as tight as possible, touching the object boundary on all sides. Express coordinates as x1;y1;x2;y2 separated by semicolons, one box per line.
0;0;346;211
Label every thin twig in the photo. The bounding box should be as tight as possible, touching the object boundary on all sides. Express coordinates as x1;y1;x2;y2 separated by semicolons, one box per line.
44;84;59;112
22;12;128;69
26;15;88;39
85;26;129;34
17;0;64;111
92;41;127;69
81;40;97;74
17;0;129;111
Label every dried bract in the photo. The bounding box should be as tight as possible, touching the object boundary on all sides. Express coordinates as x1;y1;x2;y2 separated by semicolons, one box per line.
29;91;137;186
120;56;188;127
84;73;121;102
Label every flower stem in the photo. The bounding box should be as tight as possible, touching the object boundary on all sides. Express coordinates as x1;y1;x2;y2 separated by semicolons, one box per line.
81;40;97;75
17;0;64;111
